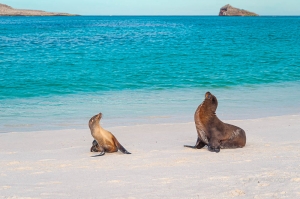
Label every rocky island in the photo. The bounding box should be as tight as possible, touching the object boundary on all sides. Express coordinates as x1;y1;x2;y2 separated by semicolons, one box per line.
0;3;77;16
219;4;258;16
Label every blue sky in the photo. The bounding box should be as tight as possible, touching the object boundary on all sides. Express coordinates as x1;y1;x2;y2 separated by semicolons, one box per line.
1;0;300;15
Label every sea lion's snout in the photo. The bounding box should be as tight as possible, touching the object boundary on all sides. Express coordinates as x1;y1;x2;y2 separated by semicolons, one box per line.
205;92;212;99
89;113;103;126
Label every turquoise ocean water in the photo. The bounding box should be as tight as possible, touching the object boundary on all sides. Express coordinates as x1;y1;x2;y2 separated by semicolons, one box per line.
0;16;299;133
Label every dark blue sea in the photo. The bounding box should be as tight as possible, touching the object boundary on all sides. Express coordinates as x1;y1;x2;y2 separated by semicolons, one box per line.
0;16;299;132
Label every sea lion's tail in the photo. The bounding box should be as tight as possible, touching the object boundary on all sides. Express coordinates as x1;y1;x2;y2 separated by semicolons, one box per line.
113;137;131;154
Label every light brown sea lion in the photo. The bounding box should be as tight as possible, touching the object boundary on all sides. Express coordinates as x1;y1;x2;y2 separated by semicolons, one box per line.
88;113;131;156
184;92;246;153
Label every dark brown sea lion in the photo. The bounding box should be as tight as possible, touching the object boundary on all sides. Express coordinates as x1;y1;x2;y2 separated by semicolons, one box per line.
88;113;131;156
184;92;246;153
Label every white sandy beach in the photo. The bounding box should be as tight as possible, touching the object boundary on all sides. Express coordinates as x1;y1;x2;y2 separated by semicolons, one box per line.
1;114;300;199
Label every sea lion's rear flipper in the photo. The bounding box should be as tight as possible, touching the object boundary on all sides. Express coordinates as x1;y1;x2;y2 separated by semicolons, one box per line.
220;128;246;149
113;137;131;154
184;137;206;149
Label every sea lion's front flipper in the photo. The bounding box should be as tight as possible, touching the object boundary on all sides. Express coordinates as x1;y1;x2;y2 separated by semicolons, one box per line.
208;137;221;153
184;137;206;149
90;140;100;152
208;145;220;153
91;145;106;157
90;145;97;152
92;151;105;157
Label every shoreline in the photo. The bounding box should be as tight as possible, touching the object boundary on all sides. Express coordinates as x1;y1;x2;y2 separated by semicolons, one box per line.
2;112;300;134
1;81;300;133
2;113;300;134
1;114;300;198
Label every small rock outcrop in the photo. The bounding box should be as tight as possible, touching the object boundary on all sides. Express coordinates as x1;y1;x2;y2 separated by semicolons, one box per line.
0;3;77;16
219;4;258;16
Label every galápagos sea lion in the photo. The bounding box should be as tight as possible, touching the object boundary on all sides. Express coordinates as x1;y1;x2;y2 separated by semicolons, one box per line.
88;113;131;156
184;92;246;153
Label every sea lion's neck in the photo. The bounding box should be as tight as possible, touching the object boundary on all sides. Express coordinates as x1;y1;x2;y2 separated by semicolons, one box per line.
90;122;103;134
195;102;215;125
99;126;106;133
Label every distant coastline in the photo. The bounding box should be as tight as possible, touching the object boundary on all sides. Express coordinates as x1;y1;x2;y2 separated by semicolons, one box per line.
0;3;78;16
219;4;259;16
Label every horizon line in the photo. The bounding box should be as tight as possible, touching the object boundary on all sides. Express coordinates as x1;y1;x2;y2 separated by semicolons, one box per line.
1;15;300;17
81;15;300;16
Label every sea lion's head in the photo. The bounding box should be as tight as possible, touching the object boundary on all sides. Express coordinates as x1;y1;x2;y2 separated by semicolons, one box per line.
88;113;102;129
204;92;218;113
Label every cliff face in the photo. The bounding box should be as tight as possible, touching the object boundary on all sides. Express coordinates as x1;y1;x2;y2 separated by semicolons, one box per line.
0;3;77;16
219;4;258;16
